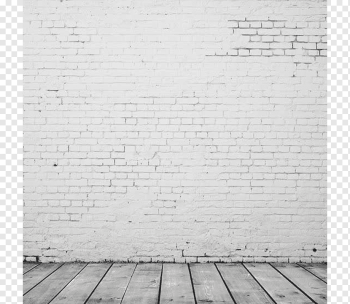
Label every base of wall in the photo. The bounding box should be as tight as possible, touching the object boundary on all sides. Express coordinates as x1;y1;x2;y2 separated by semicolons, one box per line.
24;255;326;264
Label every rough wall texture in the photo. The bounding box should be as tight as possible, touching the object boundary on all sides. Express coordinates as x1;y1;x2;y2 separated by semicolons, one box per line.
24;0;327;263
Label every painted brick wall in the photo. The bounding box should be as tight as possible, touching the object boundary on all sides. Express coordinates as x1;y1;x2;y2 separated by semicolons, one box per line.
24;0;327;263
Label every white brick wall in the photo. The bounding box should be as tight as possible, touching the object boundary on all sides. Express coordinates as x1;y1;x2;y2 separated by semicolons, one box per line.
24;0;327;263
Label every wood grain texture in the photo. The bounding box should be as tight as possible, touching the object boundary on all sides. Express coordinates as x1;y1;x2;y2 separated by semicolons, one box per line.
272;263;326;304
160;264;195;304
23;263;38;274
50;263;111;304
24;263;62;294
217;263;274;304
244;263;313;304
121;263;162;304
298;263;327;282
190;263;233;304
24;263;86;304
86;263;136;304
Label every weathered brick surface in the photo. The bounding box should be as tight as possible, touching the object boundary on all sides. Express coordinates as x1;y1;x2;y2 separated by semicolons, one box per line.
24;0;326;263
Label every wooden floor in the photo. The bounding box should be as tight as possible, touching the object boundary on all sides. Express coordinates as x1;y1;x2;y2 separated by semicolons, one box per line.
23;262;327;304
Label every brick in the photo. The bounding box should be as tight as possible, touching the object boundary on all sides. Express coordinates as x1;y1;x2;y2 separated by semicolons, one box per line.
273;22;285;28
258;29;281;35
281;28;304;35
250;49;262;56
228;21;239;28
250;36;261;42
297;36;309;42
239;21;251;28
261;36;274;42
239;49;250;56
261;21;273;28
249;42;270;49
269;42;293;49
262;49;273;56
273;49;285;56
284;21;297;28
316;43;327;50
249;22;262;28
239;29;257;35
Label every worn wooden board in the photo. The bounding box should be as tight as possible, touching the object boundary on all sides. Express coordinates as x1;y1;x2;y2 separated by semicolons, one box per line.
24;263;87;304
23;263;38;274
190;263;233;303
50;263;111;304
86;263;136;304
244;263;313;304
217;263;274;304
121;263;162;304
24;263;62;295
160;264;195;304
272;263;326;304
298;263;327;282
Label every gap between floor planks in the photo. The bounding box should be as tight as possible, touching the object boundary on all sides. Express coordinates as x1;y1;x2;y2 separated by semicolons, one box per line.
23;262;327;304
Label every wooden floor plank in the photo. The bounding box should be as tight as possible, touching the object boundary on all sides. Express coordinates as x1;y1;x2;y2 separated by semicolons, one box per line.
244;263;313;304
298;263;327;282
50;263;111;304
86;263;136;304
217;263;274;304
160;264;195;304
190;263;234;304
23;263;38;274
24;263;87;304
272;263;327;304
121;263;162;304
24;263;62;294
